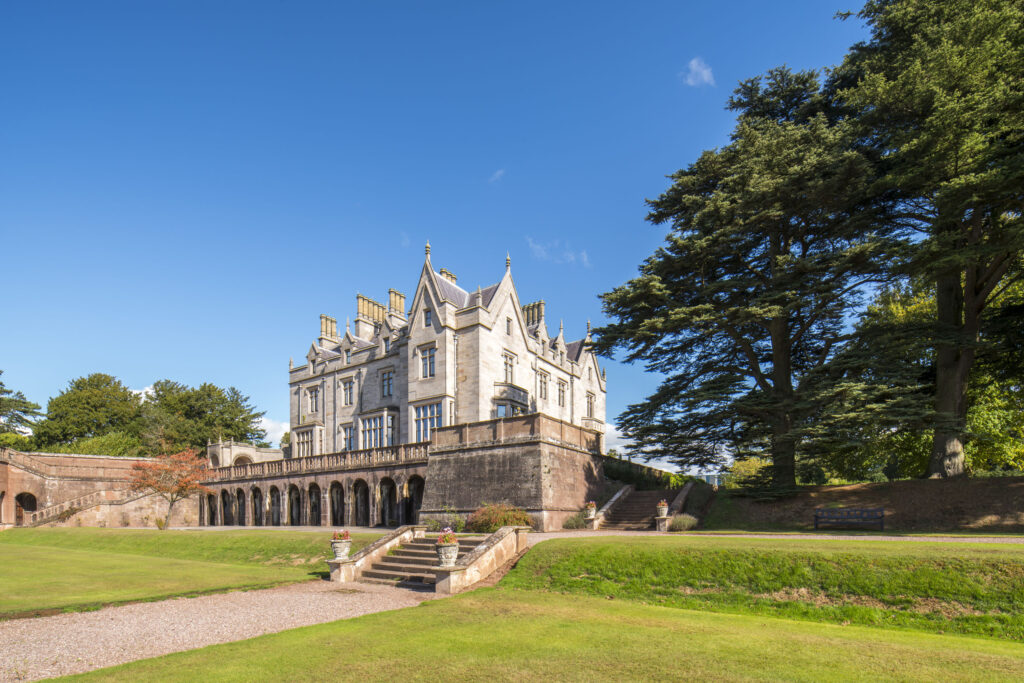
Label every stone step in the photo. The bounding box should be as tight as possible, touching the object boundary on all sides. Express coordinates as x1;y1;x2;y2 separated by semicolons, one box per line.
362;567;438;583
371;560;450;575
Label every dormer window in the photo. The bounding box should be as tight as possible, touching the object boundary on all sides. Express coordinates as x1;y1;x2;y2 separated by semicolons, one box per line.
424;309;432;327
345;349;351;364
384;338;391;353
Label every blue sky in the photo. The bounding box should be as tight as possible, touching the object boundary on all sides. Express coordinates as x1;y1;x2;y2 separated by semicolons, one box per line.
1;1;869;449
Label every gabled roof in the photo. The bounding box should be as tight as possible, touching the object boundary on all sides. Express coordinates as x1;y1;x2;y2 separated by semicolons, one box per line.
434;273;471;308
566;339;586;362
478;283;499;308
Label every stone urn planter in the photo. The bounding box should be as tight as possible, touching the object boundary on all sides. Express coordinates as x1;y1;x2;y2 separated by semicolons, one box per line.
436;543;459;567
656;501;669;518
584;502;597;520
331;530;352;560
331;539;352;559
435;527;459;568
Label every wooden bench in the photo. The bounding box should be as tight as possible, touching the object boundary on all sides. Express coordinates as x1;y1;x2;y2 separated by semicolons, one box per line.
813;507;885;531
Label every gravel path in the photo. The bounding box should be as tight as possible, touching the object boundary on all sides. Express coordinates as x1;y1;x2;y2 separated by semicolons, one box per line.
0;580;437;682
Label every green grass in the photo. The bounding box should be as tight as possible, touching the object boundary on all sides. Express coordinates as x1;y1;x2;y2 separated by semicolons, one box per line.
0;528;381;617
66;590;1024;682
500;536;1024;641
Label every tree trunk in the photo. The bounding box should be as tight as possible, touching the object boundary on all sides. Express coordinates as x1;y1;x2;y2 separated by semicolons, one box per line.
770;317;797;489
929;268;967;477
163;499;175;530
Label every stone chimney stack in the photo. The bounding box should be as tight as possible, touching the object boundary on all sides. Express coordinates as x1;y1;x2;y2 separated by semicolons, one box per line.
439;268;457;284
318;314;338;344
521;300;546;327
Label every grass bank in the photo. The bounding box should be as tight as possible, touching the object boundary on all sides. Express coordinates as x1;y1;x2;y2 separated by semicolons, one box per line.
0;528;381;617
500;536;1024;641
67;590;1024;681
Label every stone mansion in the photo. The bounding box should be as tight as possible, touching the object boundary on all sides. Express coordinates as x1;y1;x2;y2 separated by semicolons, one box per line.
286;244;607;460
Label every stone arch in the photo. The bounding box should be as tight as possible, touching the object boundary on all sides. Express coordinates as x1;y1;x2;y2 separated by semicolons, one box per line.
206;493;217;525
14;492;37;526
405;475;425;525
329;481;344;526
235;488;247;526
252;487;264;526
288;484;302;526
210;454;221;468
220;489;234;526
0;491;5;524
308;483;322;526
269;486;282;526
352;479;370;527
378;477;398;527
233;455;253;465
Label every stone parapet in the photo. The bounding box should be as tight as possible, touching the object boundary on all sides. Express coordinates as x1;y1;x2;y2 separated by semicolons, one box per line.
433;525;529;594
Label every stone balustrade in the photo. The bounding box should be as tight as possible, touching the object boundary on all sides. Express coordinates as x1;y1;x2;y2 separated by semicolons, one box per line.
208;442;429;483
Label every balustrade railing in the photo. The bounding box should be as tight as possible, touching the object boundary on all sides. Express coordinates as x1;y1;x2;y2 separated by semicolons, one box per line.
209;442;429;481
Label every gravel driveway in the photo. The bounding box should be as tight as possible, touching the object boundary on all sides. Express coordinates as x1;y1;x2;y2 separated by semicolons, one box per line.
0;580;437;682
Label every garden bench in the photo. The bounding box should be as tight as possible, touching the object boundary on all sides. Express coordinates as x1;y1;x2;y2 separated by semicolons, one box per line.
813;507;884;531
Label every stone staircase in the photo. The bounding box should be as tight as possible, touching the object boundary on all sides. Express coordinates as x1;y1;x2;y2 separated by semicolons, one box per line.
360;534;486;590
600;489;677;530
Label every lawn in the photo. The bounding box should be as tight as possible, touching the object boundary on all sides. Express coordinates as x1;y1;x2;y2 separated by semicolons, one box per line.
67;589;1024;682
0;528;381;617
501;536;1024;641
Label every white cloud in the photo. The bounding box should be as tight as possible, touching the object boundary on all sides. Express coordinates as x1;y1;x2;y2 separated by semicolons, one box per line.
260;417;290;447
132;385;154;402
681;57;715;87
488;168;506;183
604;424;632;452
524;236;592;268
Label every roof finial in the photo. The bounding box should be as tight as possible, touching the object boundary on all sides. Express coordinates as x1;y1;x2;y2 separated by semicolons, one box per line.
289;357;294;370
559;319;564;333
425;241;431;257
587;320;591;333
346;317;351;333
506;252;511;270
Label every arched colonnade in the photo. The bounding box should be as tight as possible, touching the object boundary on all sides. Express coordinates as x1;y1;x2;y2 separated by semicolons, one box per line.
200;473;425;528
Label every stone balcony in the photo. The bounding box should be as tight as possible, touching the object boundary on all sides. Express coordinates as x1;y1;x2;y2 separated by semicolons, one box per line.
493;381;529;406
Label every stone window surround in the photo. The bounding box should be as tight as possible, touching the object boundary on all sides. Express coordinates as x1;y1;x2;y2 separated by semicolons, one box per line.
340;377;356;406
419;344;437;378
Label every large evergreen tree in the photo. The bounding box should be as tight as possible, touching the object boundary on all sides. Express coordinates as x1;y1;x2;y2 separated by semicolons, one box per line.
0;370;43;435
141;380;267;454
835;0;1024;476
593;69;901;487
32;373;142;446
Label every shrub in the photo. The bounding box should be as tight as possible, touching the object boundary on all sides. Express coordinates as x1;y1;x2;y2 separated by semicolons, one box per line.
722;457;770;489
669;513;698;532
562;512;586;529
466;503;533;533
425;506;467;532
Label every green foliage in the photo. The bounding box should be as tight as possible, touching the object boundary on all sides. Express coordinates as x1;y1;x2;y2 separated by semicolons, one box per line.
425;505;466;532
0;431;33;450
602;457;688;490
48;431;146;457
32;374;141;447
466;503;533;533
30;373;266;456
669;514;698;532
503;536;1024;641
722;458;769;490
834;0;1024;476
141;380;267;454
0;370;43;434
562;512;586;530
593;67;901;488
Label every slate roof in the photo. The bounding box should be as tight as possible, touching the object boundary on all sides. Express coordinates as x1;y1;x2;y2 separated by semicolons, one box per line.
434;274;471;308
565;339;586;362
